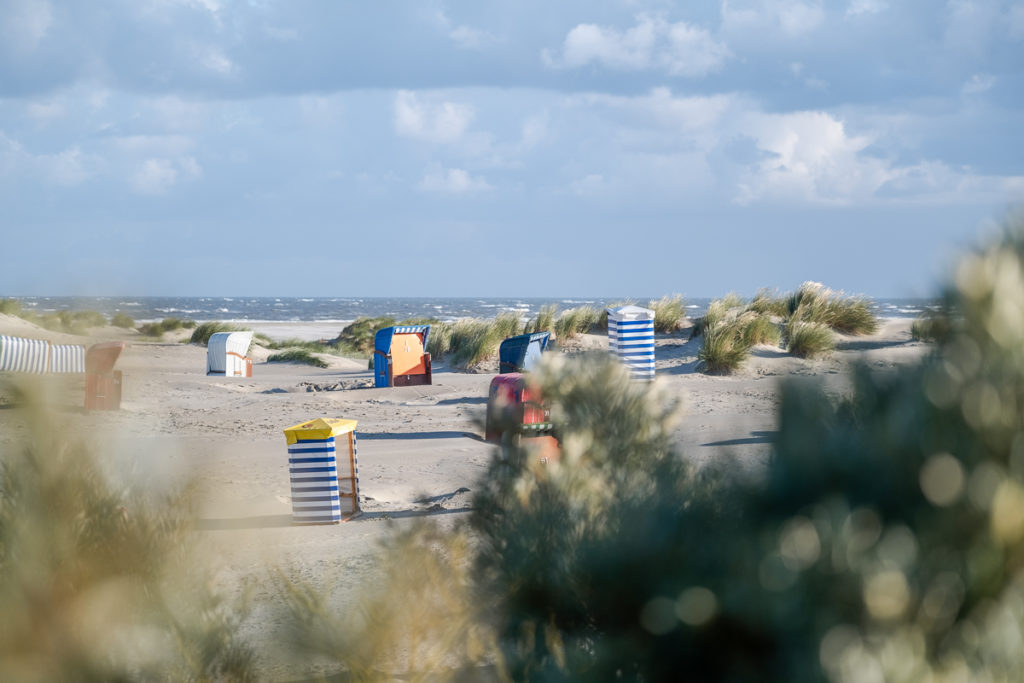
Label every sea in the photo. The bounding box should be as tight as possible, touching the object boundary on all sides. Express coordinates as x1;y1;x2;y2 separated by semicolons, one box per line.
6;296;939;325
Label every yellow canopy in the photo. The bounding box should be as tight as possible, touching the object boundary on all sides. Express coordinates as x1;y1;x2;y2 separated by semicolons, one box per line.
283;418;358;444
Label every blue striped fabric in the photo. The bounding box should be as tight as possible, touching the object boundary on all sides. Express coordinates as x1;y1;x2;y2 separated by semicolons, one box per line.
0;335;50;373
607;306;655;381
50;344;86;373
288;437;341;524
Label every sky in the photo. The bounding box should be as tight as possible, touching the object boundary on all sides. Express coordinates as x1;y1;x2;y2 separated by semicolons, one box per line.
1;0;1022;298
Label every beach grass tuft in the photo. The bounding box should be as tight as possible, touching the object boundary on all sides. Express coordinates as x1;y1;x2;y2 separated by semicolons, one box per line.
524;304;556;335
110;312;135;329
0;386;254;680
698;320;752;374
267;348;329;368
188;322;246;345
746;288;789;317
740;312;782;347
554;305;601;341
691;293;744;339
786;282;878;335
650;294;687;334
785;320;835;358
911;313;951;342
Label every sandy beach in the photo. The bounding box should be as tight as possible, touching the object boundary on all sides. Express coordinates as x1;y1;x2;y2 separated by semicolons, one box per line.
0;312;929;678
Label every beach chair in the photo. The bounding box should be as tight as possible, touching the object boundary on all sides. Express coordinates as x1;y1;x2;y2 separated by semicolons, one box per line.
85;341;125;410
207;331;253;377
607;305;655;381
0;334;51;373
373;325;431;387
485;372;548;441
284;418;360;524
498;331;550;374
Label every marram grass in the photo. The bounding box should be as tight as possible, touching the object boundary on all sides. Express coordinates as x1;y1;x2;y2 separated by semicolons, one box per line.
698;320;752;374
555;306;601;341
0;385;254;680
267;348;329;368
651;294;687;334
188;321;246;345
785;320;835;358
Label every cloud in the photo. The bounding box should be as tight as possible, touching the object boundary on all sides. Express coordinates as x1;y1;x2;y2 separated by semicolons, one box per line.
131;156;201;195
546;15;730;77
721;0;826;37
419;166;490;193
0;0;53;52
846;0;887;18
736;110;890;204
394;91;475;143
962;73;995;95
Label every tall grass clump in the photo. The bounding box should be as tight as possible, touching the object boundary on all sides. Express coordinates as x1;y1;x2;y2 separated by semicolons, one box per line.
267;349;329;368
554;305;601;341
426;322;453;358
746;288;788;317
698;319;752;373
110;312;135;329
333;316;396;355
524;304;556;335
785;320;835;358
445;318;507;367
690;293;744;339
138;317;194;338
787;281;879;335
189;321;246;345
911;312;951;342
740;312;782;346
0;387;254;680
0;298;22;315
650;294;686;333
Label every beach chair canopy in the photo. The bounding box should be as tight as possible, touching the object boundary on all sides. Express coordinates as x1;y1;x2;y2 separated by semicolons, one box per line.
606;305;655;381
85;341;125;375
207;331;253;375
499;331;550;374
374;325;431;387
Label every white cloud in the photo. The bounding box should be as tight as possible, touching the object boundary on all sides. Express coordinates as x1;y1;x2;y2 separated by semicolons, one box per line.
846;0;887;18
449;24;499;49
547;15;730;77
38;147;91;186
736;110;892;204
721;0;825;37
200;47;235;75
394;91;475;144
962;73;996;95
0;0;52;52
131;156;201;195
420;166;491;193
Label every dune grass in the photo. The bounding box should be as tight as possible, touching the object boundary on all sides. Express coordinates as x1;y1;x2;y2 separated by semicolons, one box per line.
698;320;752;374
746;288;789;317
785;320;835;358
911;313;951;342
0;388;254;680
267;349;329;368
524;304;556;335
650;294;687;334
137;317;195;338
786;282;878;335
110;312;135;328
740;312;782;347
188;321;246;345
555;305;601;341
691;293;744;339
448;314;522;366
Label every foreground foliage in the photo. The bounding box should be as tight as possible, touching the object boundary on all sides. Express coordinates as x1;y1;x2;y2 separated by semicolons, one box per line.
0;388;253;681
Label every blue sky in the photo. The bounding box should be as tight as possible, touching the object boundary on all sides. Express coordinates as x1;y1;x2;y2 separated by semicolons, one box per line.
1;0;1022;298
